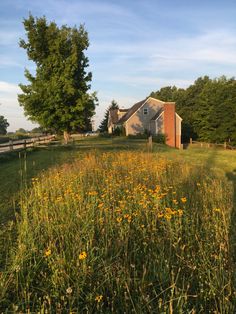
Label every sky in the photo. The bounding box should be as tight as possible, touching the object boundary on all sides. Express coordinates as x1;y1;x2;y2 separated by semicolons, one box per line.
1;0;236;131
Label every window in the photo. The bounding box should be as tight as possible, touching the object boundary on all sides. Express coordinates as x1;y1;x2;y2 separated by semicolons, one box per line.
143;108;148;115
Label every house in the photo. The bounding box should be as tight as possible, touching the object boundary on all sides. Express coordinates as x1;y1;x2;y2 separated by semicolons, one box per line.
108;97;182;149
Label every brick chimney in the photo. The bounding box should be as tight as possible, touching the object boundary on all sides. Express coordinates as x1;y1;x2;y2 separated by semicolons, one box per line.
164;102;176;148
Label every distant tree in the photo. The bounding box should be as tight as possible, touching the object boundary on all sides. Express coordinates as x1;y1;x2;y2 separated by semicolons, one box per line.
0;116;9;135
18;15;97;143
149;75;236;143
30;126;45;133
16;128;28;134
99;100;119;132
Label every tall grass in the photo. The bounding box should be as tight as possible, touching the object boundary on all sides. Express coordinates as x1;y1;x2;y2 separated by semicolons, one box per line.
0;151;235;312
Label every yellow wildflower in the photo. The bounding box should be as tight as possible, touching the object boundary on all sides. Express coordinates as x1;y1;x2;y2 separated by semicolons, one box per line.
79;251;87;260
95;295;103;303
116;217;122;223
44;248;51;257
213;208;221;212
181;197;187;203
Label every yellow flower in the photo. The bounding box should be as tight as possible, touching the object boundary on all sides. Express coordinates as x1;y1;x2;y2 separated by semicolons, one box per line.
116;217;122;223
178;209;183;217
157;213;164;218
79;251;87;260
173;199;178;205
213;208;221;212
95;295;103;303
44;248;51;257
181;197;187;203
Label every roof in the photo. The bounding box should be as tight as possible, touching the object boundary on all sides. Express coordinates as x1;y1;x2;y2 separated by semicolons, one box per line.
109;109;119;124
151;108;164;121
117;99;147;124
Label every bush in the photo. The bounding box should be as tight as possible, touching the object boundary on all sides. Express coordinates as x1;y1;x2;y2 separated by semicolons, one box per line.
152;133;166;144
0;136;10;144
127;133;148;139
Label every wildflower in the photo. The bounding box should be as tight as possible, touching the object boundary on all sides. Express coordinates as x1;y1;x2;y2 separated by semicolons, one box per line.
95;295;103;303
213;208;221;212
15;265;20;272
44;248;51;257
157;213;164;218
164;214;172;220
66;287;73;294
178;209;183;217
79;251;87;260
181;197;187;203
173;199;178;205
116;217;122;223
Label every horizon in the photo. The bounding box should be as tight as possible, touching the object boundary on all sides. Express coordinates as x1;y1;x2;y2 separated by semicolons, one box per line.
1;0;236;132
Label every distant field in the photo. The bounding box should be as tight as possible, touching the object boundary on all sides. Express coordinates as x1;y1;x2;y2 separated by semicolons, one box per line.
0;137;236;312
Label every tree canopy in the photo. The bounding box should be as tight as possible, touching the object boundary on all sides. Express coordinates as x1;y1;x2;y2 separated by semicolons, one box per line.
99;100;119;133
150;76;236;144
18;15;97;141
0;116;9;135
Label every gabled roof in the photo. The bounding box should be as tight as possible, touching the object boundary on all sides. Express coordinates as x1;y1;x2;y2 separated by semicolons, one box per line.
117;99;147;124
151;108;164;121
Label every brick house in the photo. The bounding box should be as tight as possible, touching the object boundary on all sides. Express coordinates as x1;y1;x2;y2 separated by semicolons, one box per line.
108;97;182;149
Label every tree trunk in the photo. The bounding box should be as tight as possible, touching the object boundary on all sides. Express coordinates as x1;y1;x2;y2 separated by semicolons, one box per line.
63;131;70;144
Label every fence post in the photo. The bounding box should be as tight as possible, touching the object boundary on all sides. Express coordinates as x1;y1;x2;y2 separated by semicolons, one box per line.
224;142;227;149
190;138;192;146
148;135;153;152
24;139;26;149
9;139;13;151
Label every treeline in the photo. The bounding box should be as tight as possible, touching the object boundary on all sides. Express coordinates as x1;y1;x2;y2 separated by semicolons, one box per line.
150;76;236;144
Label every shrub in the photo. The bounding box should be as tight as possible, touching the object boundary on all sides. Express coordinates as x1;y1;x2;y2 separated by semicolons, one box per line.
152;133;166;144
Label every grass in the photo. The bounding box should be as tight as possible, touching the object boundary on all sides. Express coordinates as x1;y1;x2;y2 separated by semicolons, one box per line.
0;137;236;312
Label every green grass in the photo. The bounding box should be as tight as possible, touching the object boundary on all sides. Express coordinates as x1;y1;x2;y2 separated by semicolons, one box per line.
0;137;236;312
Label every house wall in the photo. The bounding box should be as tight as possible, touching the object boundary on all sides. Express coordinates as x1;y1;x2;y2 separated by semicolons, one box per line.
156;114;164;134
175;115;182;149
126;99;164;135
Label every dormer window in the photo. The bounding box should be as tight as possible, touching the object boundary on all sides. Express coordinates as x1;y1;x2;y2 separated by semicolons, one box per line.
143;108;148;115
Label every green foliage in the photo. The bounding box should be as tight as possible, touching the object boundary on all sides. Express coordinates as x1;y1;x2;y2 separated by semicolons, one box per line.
150;76;236;144
127;133;148;139
99;100;119;132
0;116;9;135
152;133;166;144
15;128;28;134
18;15;97;135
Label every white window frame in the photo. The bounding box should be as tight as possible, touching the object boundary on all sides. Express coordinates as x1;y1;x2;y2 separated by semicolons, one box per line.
143;108;148;115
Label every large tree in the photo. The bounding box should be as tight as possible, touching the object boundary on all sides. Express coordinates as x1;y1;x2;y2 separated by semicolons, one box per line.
18;15;97;142
0;116;9;135
99;100;119;132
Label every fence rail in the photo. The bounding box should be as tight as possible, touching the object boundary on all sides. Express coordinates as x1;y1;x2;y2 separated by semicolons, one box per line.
0;135;55;154
189;138;236;150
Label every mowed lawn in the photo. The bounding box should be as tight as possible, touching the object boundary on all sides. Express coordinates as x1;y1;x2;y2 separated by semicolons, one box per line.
0;137;236;312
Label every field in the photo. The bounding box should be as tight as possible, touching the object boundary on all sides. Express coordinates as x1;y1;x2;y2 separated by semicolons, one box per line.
0;137;236;313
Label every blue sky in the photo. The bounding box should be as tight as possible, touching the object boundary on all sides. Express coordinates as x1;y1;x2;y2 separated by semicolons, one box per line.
1;0;236;131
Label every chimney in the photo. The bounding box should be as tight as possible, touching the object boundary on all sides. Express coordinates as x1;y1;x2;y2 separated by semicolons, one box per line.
164;102;176;148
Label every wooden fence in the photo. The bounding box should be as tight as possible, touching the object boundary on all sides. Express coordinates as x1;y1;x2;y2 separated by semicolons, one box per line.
0;135;55;154
189;138;236;150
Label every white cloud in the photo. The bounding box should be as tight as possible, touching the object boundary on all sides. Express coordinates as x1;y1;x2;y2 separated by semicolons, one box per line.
0;81;36;131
